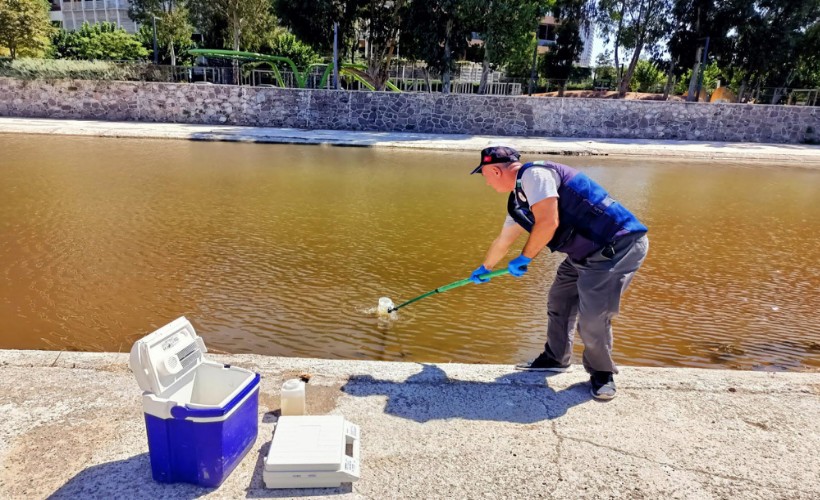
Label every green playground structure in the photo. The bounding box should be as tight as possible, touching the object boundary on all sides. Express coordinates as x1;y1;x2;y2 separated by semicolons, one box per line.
187;49;400;91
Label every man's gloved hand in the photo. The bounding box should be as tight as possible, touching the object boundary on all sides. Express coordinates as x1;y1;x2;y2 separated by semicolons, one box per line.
507;254;532;277
469;264;492;284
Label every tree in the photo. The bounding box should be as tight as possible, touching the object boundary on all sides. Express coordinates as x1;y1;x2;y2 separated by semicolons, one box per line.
597;0;673;97
189;0;274;84
666;0;747;101
51;22;149;60
673;60;720;94
129;0;194;66
503;33;539;78
274;0;361;59
189;0;273;52
465;0;542;94
794;19;820;88
129;0;171;23
596;0;627;83
729;0;820;103
159;7;193;65
594;50;617;84
0;0;53;60
665;0;820;102
667;1;739;76
274;0;404;90
360;0;407;91
402;0;473;93
541;0;593;96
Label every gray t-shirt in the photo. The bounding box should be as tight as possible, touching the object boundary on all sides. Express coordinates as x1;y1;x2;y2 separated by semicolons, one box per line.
504;167;561;227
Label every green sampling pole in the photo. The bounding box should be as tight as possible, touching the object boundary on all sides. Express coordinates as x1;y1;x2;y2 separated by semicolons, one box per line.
387;268;510;313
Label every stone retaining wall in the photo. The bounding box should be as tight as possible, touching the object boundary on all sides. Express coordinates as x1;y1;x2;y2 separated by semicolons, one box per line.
1;77;818;143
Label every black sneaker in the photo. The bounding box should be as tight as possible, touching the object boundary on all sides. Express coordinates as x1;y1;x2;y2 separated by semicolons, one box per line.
515;352;570;372
590;371;616;400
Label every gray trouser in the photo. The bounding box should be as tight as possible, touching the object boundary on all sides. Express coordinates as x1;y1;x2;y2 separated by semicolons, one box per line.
543;234;649;374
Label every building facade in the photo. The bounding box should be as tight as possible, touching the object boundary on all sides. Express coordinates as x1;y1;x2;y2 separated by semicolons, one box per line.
536;14;595;68
49;0;139;34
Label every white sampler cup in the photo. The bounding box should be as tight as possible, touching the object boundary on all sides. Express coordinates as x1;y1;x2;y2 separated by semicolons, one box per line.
377;297;394;316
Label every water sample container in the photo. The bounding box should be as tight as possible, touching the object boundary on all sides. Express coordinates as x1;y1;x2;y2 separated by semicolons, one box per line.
377;297;394;316
280;378;306;416
129;316;260;488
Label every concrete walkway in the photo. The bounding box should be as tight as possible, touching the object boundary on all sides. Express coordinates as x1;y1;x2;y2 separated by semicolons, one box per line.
0;350;818;499
2;117;820;165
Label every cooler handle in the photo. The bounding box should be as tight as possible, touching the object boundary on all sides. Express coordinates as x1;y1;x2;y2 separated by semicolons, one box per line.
170;373;261;420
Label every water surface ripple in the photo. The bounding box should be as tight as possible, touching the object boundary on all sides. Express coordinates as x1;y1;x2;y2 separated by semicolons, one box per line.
1;135;818;371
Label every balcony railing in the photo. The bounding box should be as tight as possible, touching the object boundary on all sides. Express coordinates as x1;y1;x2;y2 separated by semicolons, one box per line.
61;1;130;12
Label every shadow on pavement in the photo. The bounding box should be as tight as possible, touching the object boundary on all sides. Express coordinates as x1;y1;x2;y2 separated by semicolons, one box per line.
48;443;353;499
341;363;592;423
47;453;210;499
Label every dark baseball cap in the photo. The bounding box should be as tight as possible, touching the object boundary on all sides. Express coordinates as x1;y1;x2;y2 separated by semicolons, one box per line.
470;146;521;174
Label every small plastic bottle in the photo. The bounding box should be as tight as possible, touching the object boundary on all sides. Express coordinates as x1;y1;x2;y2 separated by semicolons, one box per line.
280;378;306;416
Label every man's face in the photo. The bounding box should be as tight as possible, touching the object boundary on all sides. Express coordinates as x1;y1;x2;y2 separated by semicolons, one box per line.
480;164;511;193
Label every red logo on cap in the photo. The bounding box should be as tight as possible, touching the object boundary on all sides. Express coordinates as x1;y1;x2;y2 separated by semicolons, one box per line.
483;155;492;162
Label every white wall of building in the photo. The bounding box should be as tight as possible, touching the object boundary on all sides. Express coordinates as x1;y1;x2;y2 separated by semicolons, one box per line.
52;0;139;34
577;26;595;68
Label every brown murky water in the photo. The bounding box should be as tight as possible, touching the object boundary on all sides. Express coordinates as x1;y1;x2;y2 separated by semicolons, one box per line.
1;134;819;371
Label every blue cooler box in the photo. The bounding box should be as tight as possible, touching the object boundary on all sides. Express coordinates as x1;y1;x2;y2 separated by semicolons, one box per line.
130;316;260;488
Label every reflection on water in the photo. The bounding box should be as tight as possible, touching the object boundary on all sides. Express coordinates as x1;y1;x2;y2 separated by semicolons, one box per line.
0;135;818;371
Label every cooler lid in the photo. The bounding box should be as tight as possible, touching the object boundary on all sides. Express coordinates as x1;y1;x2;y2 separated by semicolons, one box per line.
129;316;207;395
265;416;346;472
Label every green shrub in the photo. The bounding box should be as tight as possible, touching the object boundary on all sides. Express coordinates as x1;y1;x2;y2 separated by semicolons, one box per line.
51;22;149;61
595;65;616;83
566;81;594;91
259;31;322;70
630;59;664;93
0;58;137;80
675;62;723;95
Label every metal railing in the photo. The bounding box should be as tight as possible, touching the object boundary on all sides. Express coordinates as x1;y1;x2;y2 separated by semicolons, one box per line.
245;69;523;95
386;61;507;85
142;65;233;85
245;67;330;88
787;89;819;106
3;59;818;103
741;86;818;105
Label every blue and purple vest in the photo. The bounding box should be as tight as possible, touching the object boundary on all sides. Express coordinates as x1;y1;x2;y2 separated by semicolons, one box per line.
507;161;648;260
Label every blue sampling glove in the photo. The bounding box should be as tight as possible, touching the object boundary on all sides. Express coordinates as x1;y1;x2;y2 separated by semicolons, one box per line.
469;264;492;284
507;254;532;277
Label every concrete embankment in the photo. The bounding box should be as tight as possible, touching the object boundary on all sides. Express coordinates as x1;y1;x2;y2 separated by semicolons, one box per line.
1;77;818;144
0;350;818;499
2;117;820;165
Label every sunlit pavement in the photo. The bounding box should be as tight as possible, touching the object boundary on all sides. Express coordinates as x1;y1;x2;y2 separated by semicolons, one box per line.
2;117;820;165
1;350;818;499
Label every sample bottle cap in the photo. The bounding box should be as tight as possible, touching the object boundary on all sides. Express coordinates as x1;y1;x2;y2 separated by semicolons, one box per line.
283;378;304;391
